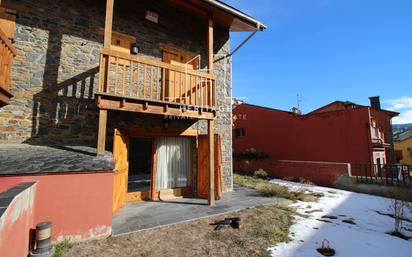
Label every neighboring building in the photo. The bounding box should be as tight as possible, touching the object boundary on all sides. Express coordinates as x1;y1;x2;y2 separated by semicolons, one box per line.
394;130;412;165
233;97;398;179
308;96;399;164
0;0;265;254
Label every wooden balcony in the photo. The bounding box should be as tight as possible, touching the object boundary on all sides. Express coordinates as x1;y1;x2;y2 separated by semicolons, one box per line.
0;28;16;106
96;49;217;120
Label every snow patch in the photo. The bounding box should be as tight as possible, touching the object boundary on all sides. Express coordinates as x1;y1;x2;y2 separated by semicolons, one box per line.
268;179;412;257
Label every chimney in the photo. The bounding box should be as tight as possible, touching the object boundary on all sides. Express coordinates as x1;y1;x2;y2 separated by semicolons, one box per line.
291;107;302;115
369;96;381;110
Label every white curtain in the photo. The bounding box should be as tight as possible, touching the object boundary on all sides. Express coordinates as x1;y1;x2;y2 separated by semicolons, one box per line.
155;137;190;189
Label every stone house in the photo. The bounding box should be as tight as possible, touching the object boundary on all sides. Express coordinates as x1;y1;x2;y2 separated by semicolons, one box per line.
0;0;265;253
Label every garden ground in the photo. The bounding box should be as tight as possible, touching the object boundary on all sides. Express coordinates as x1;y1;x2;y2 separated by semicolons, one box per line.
56;204;294;257
54;173;412;257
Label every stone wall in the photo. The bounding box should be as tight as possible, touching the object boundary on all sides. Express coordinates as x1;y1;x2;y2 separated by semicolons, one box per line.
0;0;233;191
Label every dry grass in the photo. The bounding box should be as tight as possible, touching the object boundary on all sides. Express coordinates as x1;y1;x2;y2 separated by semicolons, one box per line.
234;172;322;202
61;205;294;257
52;240;73;257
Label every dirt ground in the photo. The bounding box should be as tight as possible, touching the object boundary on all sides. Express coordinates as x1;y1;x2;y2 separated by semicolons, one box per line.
61;205;294;257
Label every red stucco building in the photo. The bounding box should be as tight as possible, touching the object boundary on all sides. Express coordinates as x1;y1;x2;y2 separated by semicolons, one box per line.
233;97;398;183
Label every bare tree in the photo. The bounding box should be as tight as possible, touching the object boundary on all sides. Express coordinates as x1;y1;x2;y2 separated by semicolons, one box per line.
389;198;406;234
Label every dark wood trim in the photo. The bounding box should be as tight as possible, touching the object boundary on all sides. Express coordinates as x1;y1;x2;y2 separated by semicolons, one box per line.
0;3;26;13
0;85;13;106
0;28;16;55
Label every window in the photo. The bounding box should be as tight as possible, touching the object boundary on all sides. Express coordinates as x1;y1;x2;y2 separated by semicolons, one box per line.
235;128;245;138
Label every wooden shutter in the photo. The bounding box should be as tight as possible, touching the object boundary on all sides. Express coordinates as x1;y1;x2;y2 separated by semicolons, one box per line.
112;129;129;213
214;134;223;199
197;135;209;199
111;31;135;54
197;134;222;199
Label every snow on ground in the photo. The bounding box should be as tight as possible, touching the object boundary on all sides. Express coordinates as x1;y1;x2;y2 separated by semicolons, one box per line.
268;179;412;257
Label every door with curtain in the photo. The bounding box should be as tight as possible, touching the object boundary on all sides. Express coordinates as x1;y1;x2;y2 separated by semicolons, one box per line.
155;137;191;198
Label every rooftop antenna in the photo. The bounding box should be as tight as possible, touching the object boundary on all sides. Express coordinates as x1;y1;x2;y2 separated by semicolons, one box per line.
296;94;302;110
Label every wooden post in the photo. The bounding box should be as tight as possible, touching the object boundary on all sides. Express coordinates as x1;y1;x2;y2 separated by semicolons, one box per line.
104;0;114;49
97;109;108;155
208;120;215;206
207;17;213;74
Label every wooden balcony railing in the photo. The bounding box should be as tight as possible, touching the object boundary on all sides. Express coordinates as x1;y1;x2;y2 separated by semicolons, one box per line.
98;49;216;112
0;28;16;106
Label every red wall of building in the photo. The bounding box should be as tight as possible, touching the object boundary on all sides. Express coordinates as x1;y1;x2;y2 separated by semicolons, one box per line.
0;171;113;242
0;184;36;257
233;104;373;165
371;108;396;163
235;159;349;187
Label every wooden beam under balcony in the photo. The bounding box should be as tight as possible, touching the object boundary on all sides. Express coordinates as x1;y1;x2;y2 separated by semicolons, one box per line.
96;93;217;120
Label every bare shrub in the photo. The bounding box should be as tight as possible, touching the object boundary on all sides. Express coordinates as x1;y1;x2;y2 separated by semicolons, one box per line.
233;148;269;160
254;169;268;179
388;194;412;239
299;177;314;185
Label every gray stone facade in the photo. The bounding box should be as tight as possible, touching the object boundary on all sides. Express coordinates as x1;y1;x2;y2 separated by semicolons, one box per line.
0;0;233;191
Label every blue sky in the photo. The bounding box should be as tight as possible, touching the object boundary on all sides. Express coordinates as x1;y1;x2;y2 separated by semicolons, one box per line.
224;0;412;124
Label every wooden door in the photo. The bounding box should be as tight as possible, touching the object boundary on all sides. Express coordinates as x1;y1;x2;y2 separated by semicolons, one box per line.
197;134;222;199
161;44;199;103
112;129;129;213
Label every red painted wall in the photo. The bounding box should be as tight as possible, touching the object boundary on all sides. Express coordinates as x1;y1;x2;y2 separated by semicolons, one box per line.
371;108;396;163
0;171;113;242
0;184;36;257
234;159;349;187
233;104;373;164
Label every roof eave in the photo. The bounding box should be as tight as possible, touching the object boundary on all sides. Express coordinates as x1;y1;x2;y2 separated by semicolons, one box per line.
201;0;267;31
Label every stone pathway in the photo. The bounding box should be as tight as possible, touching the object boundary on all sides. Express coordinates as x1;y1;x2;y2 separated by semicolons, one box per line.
112;185;288;235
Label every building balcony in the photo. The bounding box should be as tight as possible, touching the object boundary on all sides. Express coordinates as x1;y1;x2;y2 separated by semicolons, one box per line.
0;28;16;107
372;138;391;149
96;49;217;120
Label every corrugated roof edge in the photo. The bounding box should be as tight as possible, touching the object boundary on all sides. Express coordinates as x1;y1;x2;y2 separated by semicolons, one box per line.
202;0;267;30
394;129;412;141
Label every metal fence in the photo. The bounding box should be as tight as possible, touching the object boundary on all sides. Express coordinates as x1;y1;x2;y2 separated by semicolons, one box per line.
351;163;412;186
